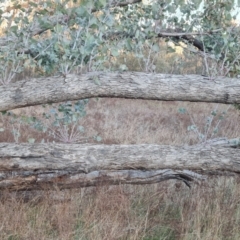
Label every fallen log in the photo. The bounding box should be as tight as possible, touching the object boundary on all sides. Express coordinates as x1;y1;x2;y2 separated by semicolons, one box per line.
1;72;240;112
0;143;239;191
0;169;206;191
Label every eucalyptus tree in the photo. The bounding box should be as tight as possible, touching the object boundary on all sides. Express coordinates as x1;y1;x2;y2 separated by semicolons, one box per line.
0;0;239;83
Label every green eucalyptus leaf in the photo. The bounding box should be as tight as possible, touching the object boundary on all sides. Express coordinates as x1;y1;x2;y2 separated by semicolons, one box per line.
78;126;85;132
178;108;186;114
152;44;160;52
28;138;35;143
1;111;7;115
95;136;102;142
111;48;119;57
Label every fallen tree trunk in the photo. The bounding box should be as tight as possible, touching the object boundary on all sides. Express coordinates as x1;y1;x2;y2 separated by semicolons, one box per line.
0;143;239;191
1;72;240;112
0;169;206;191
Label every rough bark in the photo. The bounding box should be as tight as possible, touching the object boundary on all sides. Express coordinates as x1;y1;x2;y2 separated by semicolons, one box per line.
1;72;240;112
0;169;206;191
0;143;239;191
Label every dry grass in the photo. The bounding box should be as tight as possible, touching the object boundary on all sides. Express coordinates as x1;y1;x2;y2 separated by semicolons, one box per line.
81;99;240;145
0;178;240;240
1;99;239;145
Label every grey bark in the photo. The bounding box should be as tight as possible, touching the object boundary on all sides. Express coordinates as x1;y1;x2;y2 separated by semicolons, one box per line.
1;72;240;112
0;143;239;191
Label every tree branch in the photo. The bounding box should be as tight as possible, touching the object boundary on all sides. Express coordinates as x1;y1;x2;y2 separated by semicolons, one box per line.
107;0;142;8
0;168;205;191
0;72;239;112
157;29;220;52
1;142;240;191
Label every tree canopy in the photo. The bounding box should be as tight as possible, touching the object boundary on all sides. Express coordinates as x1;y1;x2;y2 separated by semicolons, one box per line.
0;0;240;86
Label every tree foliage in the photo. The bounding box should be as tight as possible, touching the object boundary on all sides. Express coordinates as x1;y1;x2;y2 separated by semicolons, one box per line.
0;0;239;83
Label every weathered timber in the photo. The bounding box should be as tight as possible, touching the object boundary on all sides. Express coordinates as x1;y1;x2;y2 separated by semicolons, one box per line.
1;72;240;112
0;169;206;191
0;143;240;191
